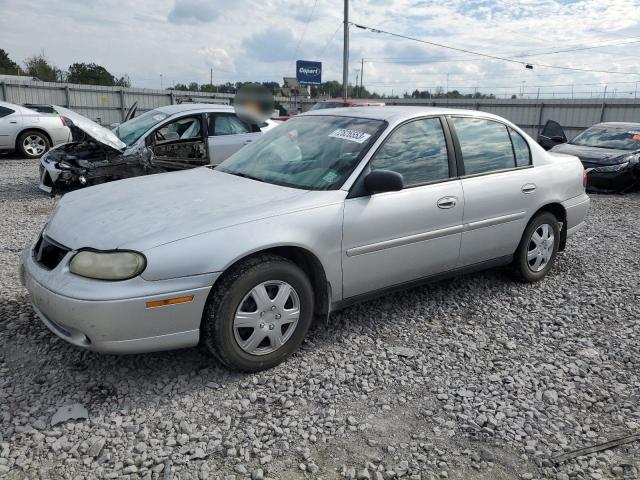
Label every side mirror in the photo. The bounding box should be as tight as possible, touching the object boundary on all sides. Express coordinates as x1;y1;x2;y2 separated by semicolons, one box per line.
551;135;566;143
364;169;404;194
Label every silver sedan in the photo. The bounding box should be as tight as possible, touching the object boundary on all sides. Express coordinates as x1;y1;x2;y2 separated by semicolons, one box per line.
21;106;590;371
0;101;70;158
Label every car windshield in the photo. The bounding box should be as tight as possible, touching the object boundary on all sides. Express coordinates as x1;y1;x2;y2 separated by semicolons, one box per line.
309;102;346;111
570;125;640;151
216;115;385;190
116;109;169;145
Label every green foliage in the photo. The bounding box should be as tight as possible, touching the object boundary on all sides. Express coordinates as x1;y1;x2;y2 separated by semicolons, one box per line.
24;53;59;81
0;48;23;75
67;62;130;87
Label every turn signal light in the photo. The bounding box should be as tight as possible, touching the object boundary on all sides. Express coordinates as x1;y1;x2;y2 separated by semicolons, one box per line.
145;296;194;309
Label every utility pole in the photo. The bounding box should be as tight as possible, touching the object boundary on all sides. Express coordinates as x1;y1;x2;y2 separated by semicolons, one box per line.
355;71;360;98
210;68;213;90
342;0;349;100
360;58;364;98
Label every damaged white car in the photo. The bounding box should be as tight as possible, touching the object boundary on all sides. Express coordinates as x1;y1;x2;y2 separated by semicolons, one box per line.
39;104;278;194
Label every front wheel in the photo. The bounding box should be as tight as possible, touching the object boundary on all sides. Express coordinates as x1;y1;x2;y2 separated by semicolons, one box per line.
202;254;314;371
512;212;561;282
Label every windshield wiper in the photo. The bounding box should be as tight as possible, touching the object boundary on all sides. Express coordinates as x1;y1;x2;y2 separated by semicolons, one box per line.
225;171;266;183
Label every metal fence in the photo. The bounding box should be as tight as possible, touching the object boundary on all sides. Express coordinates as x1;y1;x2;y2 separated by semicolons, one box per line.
2;79;639;138
383;98;640;139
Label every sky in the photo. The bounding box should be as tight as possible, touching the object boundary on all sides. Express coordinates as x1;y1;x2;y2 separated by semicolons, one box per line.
1;0;639;98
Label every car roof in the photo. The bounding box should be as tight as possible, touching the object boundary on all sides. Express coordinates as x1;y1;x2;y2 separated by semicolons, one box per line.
301;105;505;124
154;103;234;116
0;100;39;114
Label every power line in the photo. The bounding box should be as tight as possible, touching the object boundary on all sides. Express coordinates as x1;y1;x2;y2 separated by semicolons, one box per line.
350;22;640;76
317;21;343;58
363;38;640;64
292;0;319;61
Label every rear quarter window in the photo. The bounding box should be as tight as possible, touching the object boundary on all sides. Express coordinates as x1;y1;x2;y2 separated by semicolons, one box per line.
509;128;531;167
0;106;15;118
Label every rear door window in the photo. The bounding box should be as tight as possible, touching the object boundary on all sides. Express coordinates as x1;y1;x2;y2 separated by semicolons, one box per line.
211;114;251;136
371;117;450;187
451;117;516;175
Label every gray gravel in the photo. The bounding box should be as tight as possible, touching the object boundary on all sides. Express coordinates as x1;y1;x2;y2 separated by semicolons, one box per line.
1;157;639;480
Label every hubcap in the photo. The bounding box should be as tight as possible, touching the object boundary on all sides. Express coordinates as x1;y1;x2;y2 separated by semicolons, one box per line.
23;135;46;156
527;223;555;272
233;281;300;356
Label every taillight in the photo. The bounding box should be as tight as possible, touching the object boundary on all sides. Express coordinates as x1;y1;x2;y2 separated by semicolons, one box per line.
583;170;588;188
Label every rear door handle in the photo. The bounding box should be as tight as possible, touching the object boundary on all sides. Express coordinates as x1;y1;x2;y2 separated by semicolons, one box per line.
522;183;537;194
437;196;457;209
243;139;253;145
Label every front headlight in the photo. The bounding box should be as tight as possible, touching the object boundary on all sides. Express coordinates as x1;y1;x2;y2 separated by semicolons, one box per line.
69;250;146;281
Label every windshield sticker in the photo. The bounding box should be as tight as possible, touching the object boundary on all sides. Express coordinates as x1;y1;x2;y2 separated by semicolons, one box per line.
329;129;372;144
322;171;338;183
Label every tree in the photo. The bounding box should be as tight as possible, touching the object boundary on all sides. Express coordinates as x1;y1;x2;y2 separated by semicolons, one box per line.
67;62;119;86
188;82;199;91
24;53;59;82
0;49;23;75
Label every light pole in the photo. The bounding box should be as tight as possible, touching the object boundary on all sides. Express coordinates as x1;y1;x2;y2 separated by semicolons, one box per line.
343;0;349;99
160;74;163;90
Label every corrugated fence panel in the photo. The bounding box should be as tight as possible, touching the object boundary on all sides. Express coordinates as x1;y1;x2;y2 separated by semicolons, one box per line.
1;79;639;134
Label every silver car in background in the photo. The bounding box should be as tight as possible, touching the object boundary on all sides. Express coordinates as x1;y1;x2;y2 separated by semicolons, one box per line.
39;103;279;193
0;101;70;158
21;106;589;371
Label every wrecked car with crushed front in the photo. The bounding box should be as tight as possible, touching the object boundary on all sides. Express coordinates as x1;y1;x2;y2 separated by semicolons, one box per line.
537;120;640;193
39;104;277;194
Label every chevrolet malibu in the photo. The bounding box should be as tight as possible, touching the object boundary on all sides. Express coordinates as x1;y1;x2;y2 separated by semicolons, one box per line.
21;107;590;371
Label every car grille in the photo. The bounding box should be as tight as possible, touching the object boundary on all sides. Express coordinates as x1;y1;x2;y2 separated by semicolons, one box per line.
33;234;70;270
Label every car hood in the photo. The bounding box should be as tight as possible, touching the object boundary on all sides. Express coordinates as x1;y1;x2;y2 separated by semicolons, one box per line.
54;105;127;153
550;143;636;166
45;168;320;251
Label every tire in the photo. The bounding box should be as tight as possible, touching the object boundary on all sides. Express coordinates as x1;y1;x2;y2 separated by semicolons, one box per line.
17;130;50;159
202;254;314;372
512;212;561;283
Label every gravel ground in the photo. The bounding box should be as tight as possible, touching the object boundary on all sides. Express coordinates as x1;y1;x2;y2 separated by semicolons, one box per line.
1;157;639;480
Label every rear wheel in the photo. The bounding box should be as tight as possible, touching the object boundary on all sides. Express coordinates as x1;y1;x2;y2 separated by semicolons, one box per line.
17;130;50;158
202;254;314;371
512;212;560;282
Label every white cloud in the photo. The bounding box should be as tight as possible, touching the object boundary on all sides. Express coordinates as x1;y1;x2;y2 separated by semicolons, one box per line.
0;0;637;97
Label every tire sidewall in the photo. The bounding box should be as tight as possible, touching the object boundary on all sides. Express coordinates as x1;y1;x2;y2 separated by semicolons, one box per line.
207;260;314;371
18;131;50;159
516;212;561;282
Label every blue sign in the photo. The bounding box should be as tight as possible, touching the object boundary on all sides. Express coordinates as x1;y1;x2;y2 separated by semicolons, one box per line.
296;60;322;85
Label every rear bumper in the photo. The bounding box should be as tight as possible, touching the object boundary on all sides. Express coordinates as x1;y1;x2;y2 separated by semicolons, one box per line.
562;193;590;239
20;242;218;354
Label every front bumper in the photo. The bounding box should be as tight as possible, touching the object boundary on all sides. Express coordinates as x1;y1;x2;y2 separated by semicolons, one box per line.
586;163;640;193
20;238;219;354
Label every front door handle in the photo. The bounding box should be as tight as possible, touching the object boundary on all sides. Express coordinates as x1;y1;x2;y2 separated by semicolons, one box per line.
437;196;457;209
243;140;253;145
522;183;537;194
